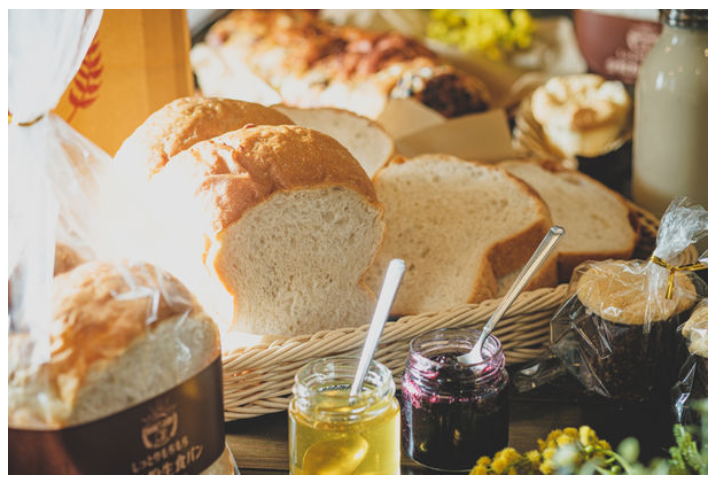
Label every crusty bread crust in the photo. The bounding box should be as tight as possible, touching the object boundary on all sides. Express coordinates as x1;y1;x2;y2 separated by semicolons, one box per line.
114;97;294;178
271;105;397;178
161;125;381;239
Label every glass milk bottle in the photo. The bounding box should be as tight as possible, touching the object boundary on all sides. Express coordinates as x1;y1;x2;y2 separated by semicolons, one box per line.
632;9;708;216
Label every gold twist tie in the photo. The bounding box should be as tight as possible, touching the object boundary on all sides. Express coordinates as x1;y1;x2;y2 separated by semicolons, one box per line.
8;113;45;127
648;255;707;299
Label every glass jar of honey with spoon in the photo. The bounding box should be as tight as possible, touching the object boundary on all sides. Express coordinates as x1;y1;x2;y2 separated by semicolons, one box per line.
288;357;401;475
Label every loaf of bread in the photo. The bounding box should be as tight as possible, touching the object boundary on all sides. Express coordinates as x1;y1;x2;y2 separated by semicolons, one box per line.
273;106;395;178
501;160;637;280
194;10;490;119
531;74;631;157
114;97;294;179
366;154;557;316
114;101;385;337
8;260;234;474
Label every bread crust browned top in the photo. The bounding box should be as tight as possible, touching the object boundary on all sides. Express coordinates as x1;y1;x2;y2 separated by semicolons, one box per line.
161;124;381;238
114;97;294;178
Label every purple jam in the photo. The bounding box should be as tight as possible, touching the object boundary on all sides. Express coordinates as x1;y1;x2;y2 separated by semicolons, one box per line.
401;349;509;472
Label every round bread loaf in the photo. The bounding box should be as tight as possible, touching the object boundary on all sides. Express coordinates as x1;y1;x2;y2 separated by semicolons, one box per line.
114;97;294;179
147;124;384;336
8;260;233;474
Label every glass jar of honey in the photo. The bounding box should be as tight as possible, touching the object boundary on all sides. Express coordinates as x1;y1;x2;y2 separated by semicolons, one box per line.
288;357;401;475
401;328;509;472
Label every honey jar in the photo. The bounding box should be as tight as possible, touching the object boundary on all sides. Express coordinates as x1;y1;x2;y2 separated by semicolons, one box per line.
288;357;400;475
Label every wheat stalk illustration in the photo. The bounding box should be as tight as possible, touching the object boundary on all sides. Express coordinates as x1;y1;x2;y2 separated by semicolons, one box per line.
67;37;103;122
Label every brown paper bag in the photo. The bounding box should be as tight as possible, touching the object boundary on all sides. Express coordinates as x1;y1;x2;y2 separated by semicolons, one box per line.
55;9;194;156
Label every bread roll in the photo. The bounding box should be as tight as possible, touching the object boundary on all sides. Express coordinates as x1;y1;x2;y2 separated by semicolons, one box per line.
8;260;233;474
366;154;556;316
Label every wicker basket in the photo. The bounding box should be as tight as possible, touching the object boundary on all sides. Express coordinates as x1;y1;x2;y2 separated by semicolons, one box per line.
221;205;662;420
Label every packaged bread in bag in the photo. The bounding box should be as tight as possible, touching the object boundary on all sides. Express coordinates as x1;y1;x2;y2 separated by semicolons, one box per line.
548;197;707;401
9;260;236;474
672;298;708;425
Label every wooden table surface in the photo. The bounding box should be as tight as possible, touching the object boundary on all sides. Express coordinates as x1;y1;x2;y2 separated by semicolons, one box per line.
225;373;677;475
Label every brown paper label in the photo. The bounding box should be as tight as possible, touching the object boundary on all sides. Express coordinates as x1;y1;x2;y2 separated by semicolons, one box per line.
9;358;224;475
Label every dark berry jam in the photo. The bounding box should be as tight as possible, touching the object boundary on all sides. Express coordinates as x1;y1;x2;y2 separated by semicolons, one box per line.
400;330;509;472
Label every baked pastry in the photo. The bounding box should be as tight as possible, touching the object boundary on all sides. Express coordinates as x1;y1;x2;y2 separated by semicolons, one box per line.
366;154;557;316
193;10;491;119
500;160;637;280
572;260;698;401
8;260;233;474
680;299;708;401
531;74;631;157
273;105;395;178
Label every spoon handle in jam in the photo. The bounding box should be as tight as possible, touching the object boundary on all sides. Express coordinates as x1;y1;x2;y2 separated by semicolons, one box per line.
458;226;565;365
350;258;406;397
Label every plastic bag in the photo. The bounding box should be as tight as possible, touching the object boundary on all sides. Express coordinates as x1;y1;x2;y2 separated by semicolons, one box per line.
672;298;708;426
9;9;105;366
516;197;707;401
8;10;236;474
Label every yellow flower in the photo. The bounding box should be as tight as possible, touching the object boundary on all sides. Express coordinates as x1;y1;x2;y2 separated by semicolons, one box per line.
497;447;521;464
526;450;541;467
470;465;489;475
563;427;579;439
557;434;576;447
537;439;547;451
539;460;554;475
477;456;492;467
579;426;597;446
542;447;556;461
491;457;508;474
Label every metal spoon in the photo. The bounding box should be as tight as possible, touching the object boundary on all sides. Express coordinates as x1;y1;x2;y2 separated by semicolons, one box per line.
350;258;406;397
458;226;565;366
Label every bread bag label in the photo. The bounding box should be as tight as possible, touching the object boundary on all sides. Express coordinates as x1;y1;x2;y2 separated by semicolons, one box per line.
9;358;224;475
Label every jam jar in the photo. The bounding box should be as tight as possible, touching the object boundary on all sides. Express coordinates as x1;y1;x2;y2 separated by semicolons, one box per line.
401;328;509;472
288;357;401;475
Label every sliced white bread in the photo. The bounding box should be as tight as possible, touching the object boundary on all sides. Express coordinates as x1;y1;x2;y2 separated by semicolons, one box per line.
366;154;556;316
273;105;395;178
149;125;385;336
500;160;637;281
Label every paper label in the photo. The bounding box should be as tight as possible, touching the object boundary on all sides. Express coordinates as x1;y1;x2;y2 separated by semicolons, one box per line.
9;358;225;475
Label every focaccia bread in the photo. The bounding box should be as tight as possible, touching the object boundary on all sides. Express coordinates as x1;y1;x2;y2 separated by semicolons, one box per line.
193;10;491;119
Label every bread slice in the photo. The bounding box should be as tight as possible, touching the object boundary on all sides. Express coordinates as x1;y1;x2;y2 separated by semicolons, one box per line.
366;154;555;316
149;125;385;336
500;160;637;280
273;106;395;178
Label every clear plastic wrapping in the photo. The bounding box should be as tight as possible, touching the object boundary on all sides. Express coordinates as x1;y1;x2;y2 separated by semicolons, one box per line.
8;10;235;474
672;298;708;425
517;198;707;401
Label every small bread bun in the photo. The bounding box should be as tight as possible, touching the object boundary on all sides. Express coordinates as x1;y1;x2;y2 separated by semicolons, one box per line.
531;74;631;157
